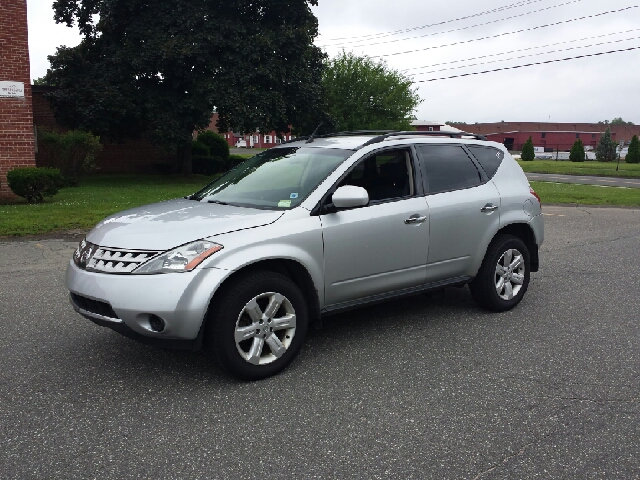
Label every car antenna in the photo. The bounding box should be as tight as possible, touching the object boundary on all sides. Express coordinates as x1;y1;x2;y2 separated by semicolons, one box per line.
305;122;324;144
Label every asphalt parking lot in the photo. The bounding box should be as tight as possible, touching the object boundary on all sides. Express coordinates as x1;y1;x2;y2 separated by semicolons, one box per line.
1;206;639;479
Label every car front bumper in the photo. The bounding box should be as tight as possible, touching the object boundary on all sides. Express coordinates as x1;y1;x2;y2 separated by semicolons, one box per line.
65;260;231;347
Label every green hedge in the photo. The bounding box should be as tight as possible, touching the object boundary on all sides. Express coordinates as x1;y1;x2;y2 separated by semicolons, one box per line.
7;167;65;203
192;155;226;175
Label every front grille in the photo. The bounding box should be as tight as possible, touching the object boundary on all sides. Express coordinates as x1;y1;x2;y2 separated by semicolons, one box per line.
70;293;119;319
85;247;162;274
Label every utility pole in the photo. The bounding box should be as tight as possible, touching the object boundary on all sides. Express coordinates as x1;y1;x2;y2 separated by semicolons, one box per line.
616;140;624;171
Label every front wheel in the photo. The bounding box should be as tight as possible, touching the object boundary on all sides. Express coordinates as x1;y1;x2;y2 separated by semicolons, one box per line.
469;234;530;312
208;271;308;380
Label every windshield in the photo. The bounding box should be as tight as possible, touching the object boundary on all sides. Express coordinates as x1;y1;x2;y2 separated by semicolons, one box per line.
191;147;353;209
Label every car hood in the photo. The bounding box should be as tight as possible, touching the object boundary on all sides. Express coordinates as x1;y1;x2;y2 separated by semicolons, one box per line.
86;199;284;251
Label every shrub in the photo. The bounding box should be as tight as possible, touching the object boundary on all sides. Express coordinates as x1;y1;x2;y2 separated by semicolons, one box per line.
197;130;230;160
192;155;226;175
191;140;210;157
626;135;640;164
569;139;585;162
227;154;247;170
7;167;64;203
39;129;102;185
521;136;535;161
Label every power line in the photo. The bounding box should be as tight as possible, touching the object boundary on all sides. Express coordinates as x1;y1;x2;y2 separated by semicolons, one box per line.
371;5;638;58
318;0;545;43
321;0;584;49
402;28;640;72
408;33;640;76
413;46;640;83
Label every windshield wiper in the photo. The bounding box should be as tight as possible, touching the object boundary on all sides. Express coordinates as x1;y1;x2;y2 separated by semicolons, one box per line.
207;199;231;205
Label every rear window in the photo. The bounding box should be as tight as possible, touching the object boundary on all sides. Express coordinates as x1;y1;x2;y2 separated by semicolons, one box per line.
416;145;482;194
467;145;504;179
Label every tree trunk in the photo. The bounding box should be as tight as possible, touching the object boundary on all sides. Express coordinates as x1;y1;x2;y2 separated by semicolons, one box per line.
178;141;193;175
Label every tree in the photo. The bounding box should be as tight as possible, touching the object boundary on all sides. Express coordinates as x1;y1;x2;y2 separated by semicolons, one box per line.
626;135;640;164
596;127;617;162
322;52;421;132
521;136;535;161
599;118;634;126
43;0;326;173
569;139;585;162
196;131;229;161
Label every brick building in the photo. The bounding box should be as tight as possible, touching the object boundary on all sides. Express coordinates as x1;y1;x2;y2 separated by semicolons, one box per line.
450;122;640;151
0;0;36;198
200;113;295;148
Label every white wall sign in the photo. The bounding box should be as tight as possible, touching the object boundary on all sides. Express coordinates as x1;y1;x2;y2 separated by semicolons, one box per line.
0;81;25;98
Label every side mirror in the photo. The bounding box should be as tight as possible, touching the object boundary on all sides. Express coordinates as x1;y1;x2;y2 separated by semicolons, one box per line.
331;185;369;209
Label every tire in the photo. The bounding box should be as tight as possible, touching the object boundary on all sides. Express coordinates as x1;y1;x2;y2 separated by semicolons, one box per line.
207;270;308;380
469;234;530;312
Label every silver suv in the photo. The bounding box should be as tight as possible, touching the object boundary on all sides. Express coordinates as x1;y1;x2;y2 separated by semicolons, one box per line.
66;131;543;380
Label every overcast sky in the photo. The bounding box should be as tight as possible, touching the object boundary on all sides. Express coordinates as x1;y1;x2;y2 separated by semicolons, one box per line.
27;0;640;124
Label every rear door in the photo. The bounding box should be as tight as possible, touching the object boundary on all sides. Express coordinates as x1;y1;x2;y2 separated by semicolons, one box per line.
415;144;501;282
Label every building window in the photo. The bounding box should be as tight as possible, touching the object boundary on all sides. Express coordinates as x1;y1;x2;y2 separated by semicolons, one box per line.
541;132;546;138
428;127;434;131
264;135;271;144
592;134;596;139
576;133;580;139
253;136;259;143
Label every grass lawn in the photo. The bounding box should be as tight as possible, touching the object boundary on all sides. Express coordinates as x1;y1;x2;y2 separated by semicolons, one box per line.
0;174;219;237
1;174;638;237
530;181;640;207
518;160;640;178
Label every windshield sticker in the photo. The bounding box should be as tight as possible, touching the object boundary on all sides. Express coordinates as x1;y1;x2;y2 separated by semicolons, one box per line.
290;193;299;199
278;200;292;208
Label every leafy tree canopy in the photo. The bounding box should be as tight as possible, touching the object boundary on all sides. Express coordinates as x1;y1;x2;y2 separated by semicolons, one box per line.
598;118;634;126
43;0;326;151
322;52;422;132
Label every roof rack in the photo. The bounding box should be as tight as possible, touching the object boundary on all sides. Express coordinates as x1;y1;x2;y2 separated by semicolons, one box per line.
277;129;487;147
360;130;487;147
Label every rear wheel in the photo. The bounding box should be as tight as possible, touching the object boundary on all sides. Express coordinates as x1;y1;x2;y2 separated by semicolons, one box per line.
469;234;530;312
208;271;308;380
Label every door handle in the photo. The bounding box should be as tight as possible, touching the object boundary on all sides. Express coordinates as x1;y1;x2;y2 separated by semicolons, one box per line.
481;203;499;213
405;215;427;224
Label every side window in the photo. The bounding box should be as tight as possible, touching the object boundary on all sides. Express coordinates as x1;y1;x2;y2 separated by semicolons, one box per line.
417;145;482;194
468;145;504;179
338;149;415;202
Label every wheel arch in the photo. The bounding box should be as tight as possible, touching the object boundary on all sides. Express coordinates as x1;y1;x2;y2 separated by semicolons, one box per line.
203;258;321;347
495;223;539;272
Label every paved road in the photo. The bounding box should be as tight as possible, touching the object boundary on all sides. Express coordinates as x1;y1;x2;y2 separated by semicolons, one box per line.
526;172;640;188
2;206;640;479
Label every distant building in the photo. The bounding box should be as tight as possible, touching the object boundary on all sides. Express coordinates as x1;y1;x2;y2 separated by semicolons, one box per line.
449;122;640;151
200;113;294;148
410;120;444;132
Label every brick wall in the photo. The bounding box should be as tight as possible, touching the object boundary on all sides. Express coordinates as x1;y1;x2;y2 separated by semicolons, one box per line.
452;122;640;143
32;87;179;173
0;0;36;198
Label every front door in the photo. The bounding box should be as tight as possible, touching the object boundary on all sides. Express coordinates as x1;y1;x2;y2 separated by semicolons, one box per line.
320;148;430;307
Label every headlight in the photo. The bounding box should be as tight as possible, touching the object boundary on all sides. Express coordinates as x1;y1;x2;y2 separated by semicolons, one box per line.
133;240;223;274
73;238;97;269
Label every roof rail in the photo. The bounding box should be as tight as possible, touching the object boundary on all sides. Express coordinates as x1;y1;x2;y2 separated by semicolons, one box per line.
360;130;487;148
276;129;487;147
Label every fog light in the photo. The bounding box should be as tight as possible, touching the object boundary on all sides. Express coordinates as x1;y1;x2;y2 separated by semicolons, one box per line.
149;315;165;332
